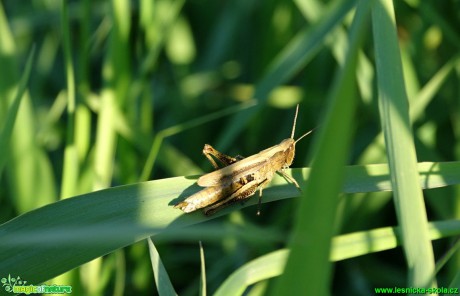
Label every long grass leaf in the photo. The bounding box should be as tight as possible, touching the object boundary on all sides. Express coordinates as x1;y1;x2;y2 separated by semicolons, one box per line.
273;1;371;294
199;241;207;296
0;47;35;177
148;238;178;296
372;0;436;288
60;1;78;199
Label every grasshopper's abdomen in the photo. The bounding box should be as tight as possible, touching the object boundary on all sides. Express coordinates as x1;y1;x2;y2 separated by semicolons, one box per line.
174;182;243;213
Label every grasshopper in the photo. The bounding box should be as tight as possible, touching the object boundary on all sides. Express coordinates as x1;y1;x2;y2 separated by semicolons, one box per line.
174;105;313;215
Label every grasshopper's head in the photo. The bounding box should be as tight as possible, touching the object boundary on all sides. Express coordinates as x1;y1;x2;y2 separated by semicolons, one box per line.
279;138;296;167
283;104;314;167
281;130;314;169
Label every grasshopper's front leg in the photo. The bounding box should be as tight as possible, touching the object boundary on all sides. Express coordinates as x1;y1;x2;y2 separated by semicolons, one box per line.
203;144;244;169
255;178;270;216
277;170;301;190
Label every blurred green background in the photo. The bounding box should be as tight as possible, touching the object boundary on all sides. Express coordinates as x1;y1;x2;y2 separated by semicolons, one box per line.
1;0;460;295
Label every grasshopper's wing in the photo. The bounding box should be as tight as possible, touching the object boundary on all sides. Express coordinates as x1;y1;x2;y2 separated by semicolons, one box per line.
197;159;267;186
197;150;271;187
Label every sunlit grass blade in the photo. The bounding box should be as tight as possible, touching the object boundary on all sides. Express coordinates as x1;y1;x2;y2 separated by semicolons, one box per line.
410;55;460;120
0;47;35;177
372;0;436;288
359;54;460;164
148;238;178;296
273;1;371;294
60;0;78;199
0;0;57;214
215;249;287;296
80;0;133;292
199;241;207;296
93;0;131;190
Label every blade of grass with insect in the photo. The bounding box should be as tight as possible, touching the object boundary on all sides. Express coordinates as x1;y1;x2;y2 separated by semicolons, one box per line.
148;238;178;296
215;219;460;295
0;162;459;287
372;0;436;288
273;1;371;295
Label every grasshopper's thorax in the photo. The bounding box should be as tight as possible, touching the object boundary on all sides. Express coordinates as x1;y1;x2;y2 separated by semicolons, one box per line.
279;138;296;168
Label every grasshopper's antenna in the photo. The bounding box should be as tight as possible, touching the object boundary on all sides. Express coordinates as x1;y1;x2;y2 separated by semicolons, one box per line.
291;104;299;139
295;127;317;144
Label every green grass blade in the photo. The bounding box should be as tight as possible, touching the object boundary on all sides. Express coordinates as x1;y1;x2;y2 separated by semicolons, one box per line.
148;238;178;296
341;162;460;193
359;54;460;164
449;271;460;291
410;55;460;121
199;241;207;296
0;47;35;177
215;220;460;295
215;250;288;296
93;0;132;190
372;0;436;288
60;0;78;199
0;2;57;214
273;1;371;294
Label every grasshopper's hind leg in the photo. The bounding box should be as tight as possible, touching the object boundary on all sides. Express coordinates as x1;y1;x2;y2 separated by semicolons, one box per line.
203;144;244;169
203;177;270;216
203;181;258;216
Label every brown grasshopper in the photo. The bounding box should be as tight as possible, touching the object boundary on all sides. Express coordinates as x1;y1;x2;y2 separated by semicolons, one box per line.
174;105;313;215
